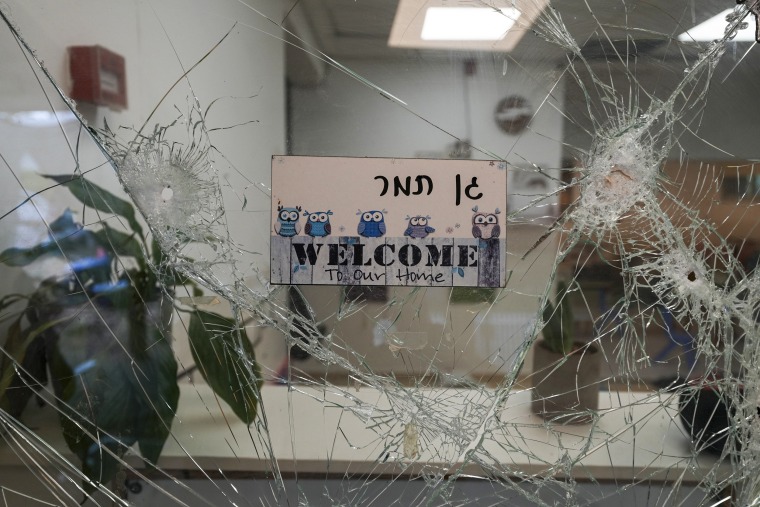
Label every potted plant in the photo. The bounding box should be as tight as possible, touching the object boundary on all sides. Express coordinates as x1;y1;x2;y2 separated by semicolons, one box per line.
0;174;261;492
531;280;600;423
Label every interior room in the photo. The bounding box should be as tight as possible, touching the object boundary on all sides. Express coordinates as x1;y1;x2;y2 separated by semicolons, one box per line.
0;0;759;505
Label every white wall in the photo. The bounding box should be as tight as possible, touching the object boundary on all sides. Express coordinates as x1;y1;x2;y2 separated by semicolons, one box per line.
290;56;565;166
0;0;285;258
562;59;760;161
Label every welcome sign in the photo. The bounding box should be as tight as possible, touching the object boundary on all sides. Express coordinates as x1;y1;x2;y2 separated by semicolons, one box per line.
270;156;507;287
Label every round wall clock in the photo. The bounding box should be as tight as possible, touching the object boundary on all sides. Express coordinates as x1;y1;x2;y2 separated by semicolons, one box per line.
494;95;533;135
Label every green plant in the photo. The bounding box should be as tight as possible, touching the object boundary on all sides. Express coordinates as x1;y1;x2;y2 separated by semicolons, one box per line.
540;280;574;355
0;174;261;491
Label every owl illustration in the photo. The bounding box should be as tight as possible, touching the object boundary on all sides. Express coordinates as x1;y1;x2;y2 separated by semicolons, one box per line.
357;209;387;238
275;205;302;237
472;206;501;239
304;210;333;237
404;215;435;239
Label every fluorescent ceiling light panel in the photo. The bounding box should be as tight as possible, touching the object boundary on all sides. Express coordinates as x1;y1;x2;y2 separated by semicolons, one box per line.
0;110;77;128
678;8;756;42
388;0;548;52
420;7;520;41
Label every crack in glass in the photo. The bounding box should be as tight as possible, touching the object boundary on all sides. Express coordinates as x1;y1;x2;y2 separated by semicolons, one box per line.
1;0;759;505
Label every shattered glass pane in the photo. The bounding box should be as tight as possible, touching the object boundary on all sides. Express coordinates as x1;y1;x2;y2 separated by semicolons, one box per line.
1;0;759;505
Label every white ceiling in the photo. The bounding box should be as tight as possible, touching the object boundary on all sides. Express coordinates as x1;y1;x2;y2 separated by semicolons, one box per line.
283;0;759;85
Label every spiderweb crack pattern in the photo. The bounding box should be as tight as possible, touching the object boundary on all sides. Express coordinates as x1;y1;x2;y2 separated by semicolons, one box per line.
0;1;759;506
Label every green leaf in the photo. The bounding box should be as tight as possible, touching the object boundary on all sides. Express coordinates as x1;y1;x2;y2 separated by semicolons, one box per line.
1;210;107;279
132;299;179;465
0;294;26;314
45;301;138;465
0;310;79;402
44;291;177;488
0;314;26;407
151;237;165;266
189;310;262;425
43;174;143;237
0;243;57;267
150;237;200;294
1;332;48;419
94;223;144;261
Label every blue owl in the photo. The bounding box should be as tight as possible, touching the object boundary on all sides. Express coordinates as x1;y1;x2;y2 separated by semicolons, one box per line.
304;210;333;237
357;209;387;238
275;205;301;237
404;215;435;239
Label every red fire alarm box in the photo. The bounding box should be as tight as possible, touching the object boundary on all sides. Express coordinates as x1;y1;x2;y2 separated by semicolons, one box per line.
68;45;127;111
